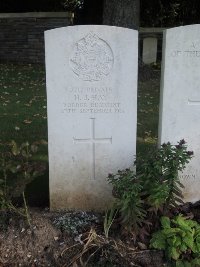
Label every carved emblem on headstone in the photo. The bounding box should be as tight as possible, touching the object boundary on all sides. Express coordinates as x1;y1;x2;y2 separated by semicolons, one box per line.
70;32;114;81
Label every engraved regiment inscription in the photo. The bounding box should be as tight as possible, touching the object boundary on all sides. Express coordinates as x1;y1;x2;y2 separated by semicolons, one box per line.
62;86;125;114
70;32;114;81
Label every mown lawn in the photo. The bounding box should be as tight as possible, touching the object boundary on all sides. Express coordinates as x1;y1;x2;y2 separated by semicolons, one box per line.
0;64;47;144
0;64;48;205
0;63;160;205
137;72;160;154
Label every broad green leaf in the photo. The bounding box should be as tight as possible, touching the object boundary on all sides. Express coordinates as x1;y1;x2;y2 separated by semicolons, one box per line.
174;236;182;247
161;216;171;229
180;243;188;252
183;261;192;267
183;234;194;249
150;232;166;249
176;260;186;267
167;236;179;247
176;260;183;267
194;237;200;252
163;228;181;237
168;246;180;260
191;257;200;265
192;243;198;253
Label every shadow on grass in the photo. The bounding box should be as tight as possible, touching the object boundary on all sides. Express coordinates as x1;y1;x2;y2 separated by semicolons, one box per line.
26;171;49;207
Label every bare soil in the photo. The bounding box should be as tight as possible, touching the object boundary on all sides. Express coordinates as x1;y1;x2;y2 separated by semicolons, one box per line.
0;208;165;267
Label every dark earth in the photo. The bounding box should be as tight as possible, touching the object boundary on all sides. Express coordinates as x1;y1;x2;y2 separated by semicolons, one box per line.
0;208;164;267
1;200;200;267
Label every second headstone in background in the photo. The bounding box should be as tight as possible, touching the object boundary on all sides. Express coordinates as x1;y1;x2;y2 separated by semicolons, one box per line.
159;25;200;203
142;37;157;64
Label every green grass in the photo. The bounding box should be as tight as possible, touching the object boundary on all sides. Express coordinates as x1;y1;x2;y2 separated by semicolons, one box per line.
0;63;160;206
0;64;47;144
137;73;161;154
0;64;49;206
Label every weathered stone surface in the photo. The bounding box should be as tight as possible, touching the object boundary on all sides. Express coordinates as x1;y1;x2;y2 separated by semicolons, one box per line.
159;25;200;203
45;25;138;211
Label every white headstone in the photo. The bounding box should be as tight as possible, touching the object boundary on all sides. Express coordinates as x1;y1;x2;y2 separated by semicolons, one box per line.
142;37;157;64
45;25;138;211
159;25;200;203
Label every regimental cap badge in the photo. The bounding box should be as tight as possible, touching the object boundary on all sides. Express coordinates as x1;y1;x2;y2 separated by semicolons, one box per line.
70;32;114;81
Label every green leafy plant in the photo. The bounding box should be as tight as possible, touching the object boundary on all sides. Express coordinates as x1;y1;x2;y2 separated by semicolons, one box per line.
108;168;146;232
0;140;46;224
137;139;193;213
108;140;193;232
150;215;200;266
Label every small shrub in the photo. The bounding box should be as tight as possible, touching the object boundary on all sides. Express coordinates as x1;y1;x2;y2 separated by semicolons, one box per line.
108;169;146;232
137;139;193;213
108;140;193;232
150;215;200;266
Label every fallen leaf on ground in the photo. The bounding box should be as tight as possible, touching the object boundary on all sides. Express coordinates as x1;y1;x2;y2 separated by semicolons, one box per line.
23;119;32;124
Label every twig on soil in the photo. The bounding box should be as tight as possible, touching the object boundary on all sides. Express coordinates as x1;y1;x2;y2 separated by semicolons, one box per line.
62;228;102;267
22;191;31;227
61;228;139;267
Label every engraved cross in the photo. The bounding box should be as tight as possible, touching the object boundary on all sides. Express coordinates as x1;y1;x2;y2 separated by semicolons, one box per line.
188;98;200;105
73;118;112;180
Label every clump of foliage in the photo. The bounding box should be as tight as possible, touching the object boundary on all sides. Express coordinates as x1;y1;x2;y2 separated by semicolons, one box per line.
53;211;99;236
108;140;193;232
0;140;46;224
137;139;193;212
150;215;200;266
141;0;200;27
62;0;84;10
108;169;146;232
